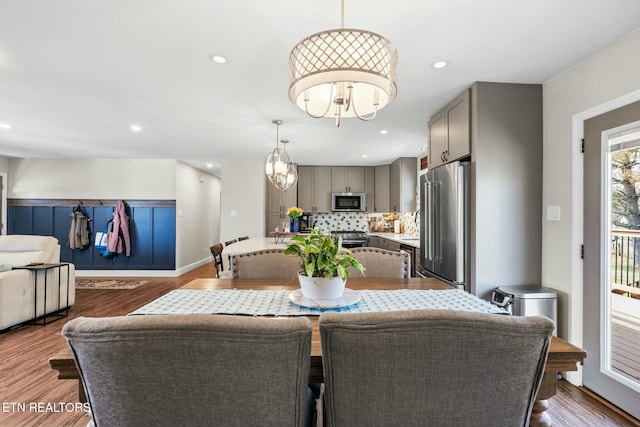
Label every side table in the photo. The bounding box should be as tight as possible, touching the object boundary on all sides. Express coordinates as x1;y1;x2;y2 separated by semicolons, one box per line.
13;262;71;325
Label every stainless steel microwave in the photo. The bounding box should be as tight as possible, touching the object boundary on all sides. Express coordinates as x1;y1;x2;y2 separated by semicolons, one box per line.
331;192;366;212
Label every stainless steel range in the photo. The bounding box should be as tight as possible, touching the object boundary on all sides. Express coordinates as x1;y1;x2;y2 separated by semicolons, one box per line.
331;230;368;248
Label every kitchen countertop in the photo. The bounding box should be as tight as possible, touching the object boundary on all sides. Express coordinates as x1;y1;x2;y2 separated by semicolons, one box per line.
368;232;421;248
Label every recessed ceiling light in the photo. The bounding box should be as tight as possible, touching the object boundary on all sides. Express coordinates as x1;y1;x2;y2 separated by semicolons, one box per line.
206;163;213;168
0;123;12;130
362;154;368;158
130;124;142;133
210;55;227;64
432;60;448;69
379;129;388;135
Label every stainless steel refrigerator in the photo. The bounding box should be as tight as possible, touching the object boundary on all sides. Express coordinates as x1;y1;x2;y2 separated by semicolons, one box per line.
419;160;470;291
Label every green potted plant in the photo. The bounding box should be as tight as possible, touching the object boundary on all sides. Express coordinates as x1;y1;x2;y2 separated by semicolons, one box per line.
285;229;365;299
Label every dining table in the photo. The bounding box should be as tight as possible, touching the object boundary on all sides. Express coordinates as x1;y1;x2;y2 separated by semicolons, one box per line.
50;277;585;427
221;236;294;257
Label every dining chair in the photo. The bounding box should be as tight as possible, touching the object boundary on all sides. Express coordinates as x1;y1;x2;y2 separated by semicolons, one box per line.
319;309;555;427
232;249;301;279
209;243;225;277
224;239;239;269
62;314;312;427
238;236;250;241
349;247;410;278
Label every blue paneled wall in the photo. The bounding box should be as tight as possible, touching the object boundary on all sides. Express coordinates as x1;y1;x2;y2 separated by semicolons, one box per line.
7;199;176;270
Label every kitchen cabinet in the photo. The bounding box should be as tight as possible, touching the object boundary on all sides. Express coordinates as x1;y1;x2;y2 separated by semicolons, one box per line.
298;166;332;213
367;235;401;252
265;178;297;235
426;82;542;299
389;157;417;212
365;167;375;212
331;166;365;193
428;89;470;169
374;165;390;212
366;235;380;248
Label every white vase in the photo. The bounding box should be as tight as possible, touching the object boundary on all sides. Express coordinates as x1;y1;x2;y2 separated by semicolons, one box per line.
298;274;346;300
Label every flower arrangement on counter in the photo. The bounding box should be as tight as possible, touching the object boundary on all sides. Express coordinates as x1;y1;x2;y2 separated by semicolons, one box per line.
287;206;303;218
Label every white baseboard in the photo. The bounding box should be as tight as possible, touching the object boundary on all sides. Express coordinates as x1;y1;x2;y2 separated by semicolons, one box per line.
75;256;212;278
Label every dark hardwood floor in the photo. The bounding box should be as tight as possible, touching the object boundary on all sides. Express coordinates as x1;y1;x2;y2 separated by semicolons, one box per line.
0;261;638;427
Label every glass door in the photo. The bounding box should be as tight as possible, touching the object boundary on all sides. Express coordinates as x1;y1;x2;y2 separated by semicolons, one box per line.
583;101;640;419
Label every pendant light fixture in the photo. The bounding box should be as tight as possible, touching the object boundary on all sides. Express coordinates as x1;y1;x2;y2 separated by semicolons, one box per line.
288;0;398;127
265;119;298;191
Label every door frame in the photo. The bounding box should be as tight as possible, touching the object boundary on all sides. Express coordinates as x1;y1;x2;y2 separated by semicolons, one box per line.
569;88;640;385
0;173;6;235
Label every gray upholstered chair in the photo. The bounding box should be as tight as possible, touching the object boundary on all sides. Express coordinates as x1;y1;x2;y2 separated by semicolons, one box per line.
62;314;312;427
232;248;301;279
350;247;410;278
319;309;554;427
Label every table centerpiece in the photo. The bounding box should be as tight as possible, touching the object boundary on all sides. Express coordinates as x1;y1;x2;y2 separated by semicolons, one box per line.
285;228;365;299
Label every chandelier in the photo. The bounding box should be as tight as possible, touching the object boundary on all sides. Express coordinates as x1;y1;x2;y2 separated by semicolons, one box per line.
265;119;298;191
288;0;398;127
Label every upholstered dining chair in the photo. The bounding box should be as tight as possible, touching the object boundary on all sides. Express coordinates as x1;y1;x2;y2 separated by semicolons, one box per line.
319;309;555;427
232;248;301;279
62;314;312;427
209;243;225;277
349;247;410;278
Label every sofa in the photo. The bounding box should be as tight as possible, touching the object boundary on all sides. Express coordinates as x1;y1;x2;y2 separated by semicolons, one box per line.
0;235;75;331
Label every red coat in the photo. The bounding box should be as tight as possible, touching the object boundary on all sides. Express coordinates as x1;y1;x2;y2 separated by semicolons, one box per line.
107;200;131;256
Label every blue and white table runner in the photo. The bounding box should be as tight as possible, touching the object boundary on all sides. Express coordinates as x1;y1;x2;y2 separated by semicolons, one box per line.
129;288;506;316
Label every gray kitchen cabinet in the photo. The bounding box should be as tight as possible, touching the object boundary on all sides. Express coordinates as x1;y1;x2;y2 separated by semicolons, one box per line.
386;239;401;252
366;235;380;248
467;82;542;299
428;89;470;169
331;166;366;193
298;166;332;213
365;167;375;212
389;157;417;212
367;235;400;252
374;165;390;212
265;178;297;235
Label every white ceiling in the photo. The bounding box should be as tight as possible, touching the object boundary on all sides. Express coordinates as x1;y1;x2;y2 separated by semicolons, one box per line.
1;0;640;176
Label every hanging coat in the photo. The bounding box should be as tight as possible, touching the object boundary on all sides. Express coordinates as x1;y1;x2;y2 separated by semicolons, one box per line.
107;200;131;256
68;209;90;249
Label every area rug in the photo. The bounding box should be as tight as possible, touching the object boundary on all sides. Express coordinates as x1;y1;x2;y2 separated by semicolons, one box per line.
75;278;151;290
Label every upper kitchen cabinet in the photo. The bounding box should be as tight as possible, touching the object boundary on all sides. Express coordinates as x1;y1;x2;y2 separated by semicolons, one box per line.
365;167;375;212
265;178;297;235
374;165;390;212
389;157;417;212
298;166;332;213
331;166;366;193
428;89;470;169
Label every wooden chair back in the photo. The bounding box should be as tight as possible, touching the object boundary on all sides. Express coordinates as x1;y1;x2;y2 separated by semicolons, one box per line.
210;243;225;278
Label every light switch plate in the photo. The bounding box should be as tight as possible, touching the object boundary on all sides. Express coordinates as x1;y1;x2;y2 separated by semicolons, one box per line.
547;205;561;221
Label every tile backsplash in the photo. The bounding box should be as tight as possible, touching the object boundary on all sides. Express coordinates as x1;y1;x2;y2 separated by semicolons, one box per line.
308;212;420;236
310;212;369;233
